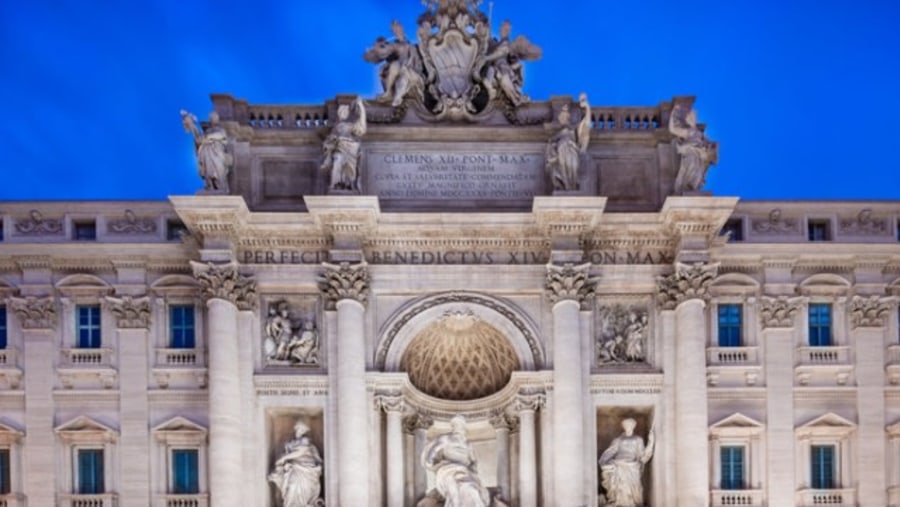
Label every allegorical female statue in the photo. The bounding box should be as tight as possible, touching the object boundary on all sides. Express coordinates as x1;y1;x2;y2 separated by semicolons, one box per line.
269;421;324;507
545;93;591;191
668;103;718;193
598;417;655;507
181;110;233;193
320;97;367;192
421;415;490;507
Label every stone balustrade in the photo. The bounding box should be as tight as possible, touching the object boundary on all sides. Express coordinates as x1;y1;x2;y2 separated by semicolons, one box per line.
155;348;202;367
157;494;208;507
707;346;759;366
60;348;114;367
795;488;857;506
797;346;850;365
0;348;16;367
591;107;660;131
59;493;117;507
710;489;764;506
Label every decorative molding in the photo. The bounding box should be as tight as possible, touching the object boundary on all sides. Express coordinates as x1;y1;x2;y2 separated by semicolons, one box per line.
849;295;894;328
751;208;799;234
14;209;63;236
107;209;157;234
545;263;596;308
376;392;407;414
404;412;435;433
839;209;888;235
7;296;57;329
655;262;718;310
319;262;370;309
759;296;803;329
190;261;257;310
103;295;152;329
512;392;545;413
490;411;517;432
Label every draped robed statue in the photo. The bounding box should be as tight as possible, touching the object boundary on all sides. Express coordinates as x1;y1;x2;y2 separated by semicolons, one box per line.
598;417;655;507
269;421;324;507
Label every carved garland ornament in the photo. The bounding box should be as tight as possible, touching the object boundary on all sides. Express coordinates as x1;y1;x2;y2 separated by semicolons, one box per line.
758;296;802;329
545;263;596;308
319;262;370;309
849;295;893;328
190;261;258;311
104;295;152;329
655;262;718;310
7;296;57;329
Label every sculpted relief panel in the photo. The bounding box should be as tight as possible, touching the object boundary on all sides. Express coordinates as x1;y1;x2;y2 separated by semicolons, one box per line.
596;304;650;366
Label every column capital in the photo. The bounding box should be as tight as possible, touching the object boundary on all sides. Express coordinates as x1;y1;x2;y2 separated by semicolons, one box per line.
759;295;803;329
545;263;596;309
513;392;546;413
403;412;434;433
320;262;370;309
103;295;152;329
490;412;518;432
7;295;56;329
375;392;407;414
849;295;896;329
191;261;258;311
656;261;718;310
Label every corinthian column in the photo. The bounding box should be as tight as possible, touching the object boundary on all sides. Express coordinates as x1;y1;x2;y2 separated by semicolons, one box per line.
850;295;894;506
105;295;153;507
377;393;407;507
405;412;433;502
490;412;515;503
321;262;371;506
657;262;717;507
759;296;801;507
9;296;57;507
545;262;596;506
514;392;544;507
192;262;257;507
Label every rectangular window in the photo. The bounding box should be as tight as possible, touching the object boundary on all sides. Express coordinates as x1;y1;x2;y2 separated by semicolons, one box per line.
808;220;831;241
720;445;745;490
167;220;187;241
717;304;742;347
0;448;10;495
0;306;6;350
77;448;104;494
808;304;832;346
722;219;744;242
169;305;195;349
811;444;835;489
73;221;97;241
77;306;102;349
172;449;199;494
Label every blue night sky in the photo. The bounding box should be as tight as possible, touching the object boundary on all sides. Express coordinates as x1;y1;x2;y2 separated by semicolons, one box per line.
0;0;897;201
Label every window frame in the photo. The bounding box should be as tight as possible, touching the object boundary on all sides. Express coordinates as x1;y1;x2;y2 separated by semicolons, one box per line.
795;413;855;492
0;423;23;499
0;305;6;350
55;416;118;500
170;448;201;495
719;444;746;490
168;304;197;349
709;413;764;493
76;305;102;349
152;417;208;498
810;444;836;490
808;303;833;347
75;447;105;494
717;303;743;347
807;219;832;242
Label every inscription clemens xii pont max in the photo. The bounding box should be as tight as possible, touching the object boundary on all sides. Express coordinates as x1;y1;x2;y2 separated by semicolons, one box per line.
368;151;544;200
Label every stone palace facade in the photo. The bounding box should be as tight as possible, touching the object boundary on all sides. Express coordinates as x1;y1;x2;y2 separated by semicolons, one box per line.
1;2;899;507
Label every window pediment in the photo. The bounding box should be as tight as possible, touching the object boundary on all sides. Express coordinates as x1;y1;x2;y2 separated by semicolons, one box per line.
709;273;760;297
55;274;112;297
55;415;118;443
796;412;855;438
798;274;851;297
153;416;207;445
150;275;199;298
0;420;24;444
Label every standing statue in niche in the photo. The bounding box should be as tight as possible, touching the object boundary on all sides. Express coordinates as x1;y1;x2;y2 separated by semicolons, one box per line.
364;20;425;107
269;421;324;507
545;93;591;191
419;415;491;507
668;104;718;194
181;110;233;193
598;418;655;507
321;97;367;192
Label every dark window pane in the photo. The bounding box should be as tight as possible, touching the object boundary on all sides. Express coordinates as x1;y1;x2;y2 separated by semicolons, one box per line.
170;305;196;349
77;306;101;348
720;446;744;490
808;304;832;347
172;449;199;494
811;445;835;489
74;222;97;241
0;448;9;495
77;449;104;494
0;307;7;349
718;304;743;347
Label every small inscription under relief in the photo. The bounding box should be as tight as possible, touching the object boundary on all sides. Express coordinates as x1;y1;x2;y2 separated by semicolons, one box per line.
368;152;544;200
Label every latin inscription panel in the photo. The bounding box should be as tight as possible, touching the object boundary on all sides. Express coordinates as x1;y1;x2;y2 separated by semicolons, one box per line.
366;149;545;202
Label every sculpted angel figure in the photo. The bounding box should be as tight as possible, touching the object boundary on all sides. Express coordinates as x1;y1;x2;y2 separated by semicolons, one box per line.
264;302;292;361
421;415;490;507
364;20;425;107
474;20;542;106
599;417;655;507
268;421;324;507
668;104;718;193
321;97;367;192
546;94;591;191
181;110;233;193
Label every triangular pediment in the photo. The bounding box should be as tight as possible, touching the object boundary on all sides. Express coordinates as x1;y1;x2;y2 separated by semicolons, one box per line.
796;412;855;438
886;419;900;437
709;412;764;437
54;415;118;435
152;416;207;435
0;420;24;444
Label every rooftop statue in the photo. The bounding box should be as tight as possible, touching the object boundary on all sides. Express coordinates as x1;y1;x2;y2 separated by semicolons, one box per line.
181;110;233;193
668;104;718;194
320;97;367;192
365;0;541;121
545;93;592;191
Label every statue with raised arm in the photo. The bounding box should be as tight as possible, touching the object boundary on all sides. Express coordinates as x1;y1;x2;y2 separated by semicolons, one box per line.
420;415;490;507
320;97;367;192
598;417;655;507
668;104;718;193
269;421;324;507
364;20;425;107
474;20;542;107
181;110;233;193
545;93;591;191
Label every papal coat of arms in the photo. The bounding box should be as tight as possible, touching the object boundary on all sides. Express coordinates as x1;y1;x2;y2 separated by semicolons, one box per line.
364;0;542;122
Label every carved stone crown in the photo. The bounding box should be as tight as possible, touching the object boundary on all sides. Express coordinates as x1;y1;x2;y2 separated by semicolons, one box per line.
320;262;370;309
758;296;802;329
190;261;258;311
8;296;57;329
104;295;152;329
656;262;718;310
545;263;596;308
849;295;894;329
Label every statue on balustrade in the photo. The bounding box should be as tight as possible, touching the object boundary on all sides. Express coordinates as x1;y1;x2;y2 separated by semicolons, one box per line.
419;415;491;507
668;103;718;194
545;93;591;191
598;417;655;507
474;20;542;107
321;96;367;192
269;421;324;507
365;20;425;107
181;109;233;193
